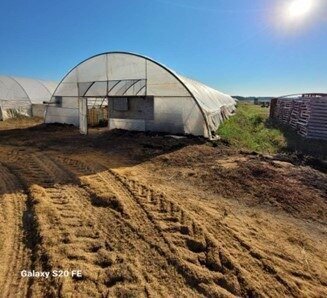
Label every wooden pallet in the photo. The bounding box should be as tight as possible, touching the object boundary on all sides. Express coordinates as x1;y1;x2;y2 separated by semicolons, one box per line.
271;95;327;140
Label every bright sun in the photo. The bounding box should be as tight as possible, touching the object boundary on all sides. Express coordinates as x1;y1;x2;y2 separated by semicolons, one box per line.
287;0;313;19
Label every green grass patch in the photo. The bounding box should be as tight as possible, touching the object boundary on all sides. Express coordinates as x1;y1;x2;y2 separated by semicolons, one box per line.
218;103;285;154
218;103;327;160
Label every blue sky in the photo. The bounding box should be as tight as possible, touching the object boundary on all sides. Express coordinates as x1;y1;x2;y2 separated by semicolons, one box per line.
0;0;326;96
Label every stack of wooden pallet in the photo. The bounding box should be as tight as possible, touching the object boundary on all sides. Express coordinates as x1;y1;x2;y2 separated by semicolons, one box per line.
282;100;293;124
307;97;327;140
289;100;301;129
274;99;294;124
271;95;327;140
289;101;301;129
297;99;310;137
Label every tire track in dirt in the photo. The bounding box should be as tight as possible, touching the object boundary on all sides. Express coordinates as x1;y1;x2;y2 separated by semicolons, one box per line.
0;147;81;296
1;150;197;296
1;150;114;296
118;168;327;298
0;161;31;297
120;175;327;297
42;156;167;292
166;195;327;297
168;197;300;296
81;153;327;297
53;155;203;296
38;185;162;296
54;154;255;297
114;173;255;297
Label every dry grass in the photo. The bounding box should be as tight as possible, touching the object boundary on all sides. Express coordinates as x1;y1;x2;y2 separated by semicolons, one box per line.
0;117;43;130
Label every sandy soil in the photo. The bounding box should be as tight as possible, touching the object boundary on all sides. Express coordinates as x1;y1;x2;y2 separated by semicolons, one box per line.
0;118;326;297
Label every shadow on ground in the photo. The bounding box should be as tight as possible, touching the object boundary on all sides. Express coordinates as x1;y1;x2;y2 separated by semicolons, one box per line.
0;123;208;188
264;119;327;172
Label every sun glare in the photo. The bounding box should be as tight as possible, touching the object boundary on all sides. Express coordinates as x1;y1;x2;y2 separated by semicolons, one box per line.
287;0;313;19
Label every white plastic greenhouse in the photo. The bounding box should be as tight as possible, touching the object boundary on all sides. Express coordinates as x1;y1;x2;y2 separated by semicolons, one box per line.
0;76;57;120
45;52;236;138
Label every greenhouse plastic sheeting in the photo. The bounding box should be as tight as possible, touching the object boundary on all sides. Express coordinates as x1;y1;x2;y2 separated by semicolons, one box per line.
13;77;57;104
45;52;236;138
0;76;57;120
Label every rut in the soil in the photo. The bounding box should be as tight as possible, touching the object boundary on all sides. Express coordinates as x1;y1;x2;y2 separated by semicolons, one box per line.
0;150;70;296
53;154;259;297
50;155;206;296
63;154;327;297
0;150;197;296
0;162;32;297
114;171;256;297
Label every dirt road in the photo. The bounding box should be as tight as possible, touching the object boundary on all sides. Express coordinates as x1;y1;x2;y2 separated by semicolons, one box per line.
0;118;326;297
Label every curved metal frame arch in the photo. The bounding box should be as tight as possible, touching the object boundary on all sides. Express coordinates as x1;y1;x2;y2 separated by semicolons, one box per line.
35;79;54;98
8;76;32;104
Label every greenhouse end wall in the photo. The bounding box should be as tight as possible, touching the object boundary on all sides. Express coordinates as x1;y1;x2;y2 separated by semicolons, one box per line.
0;76;57;120
45;52;236;138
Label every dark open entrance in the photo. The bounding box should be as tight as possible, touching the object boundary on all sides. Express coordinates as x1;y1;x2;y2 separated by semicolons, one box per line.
86;97;109;128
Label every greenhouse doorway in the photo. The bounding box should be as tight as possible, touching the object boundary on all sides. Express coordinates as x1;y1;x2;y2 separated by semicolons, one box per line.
79;97;109;135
